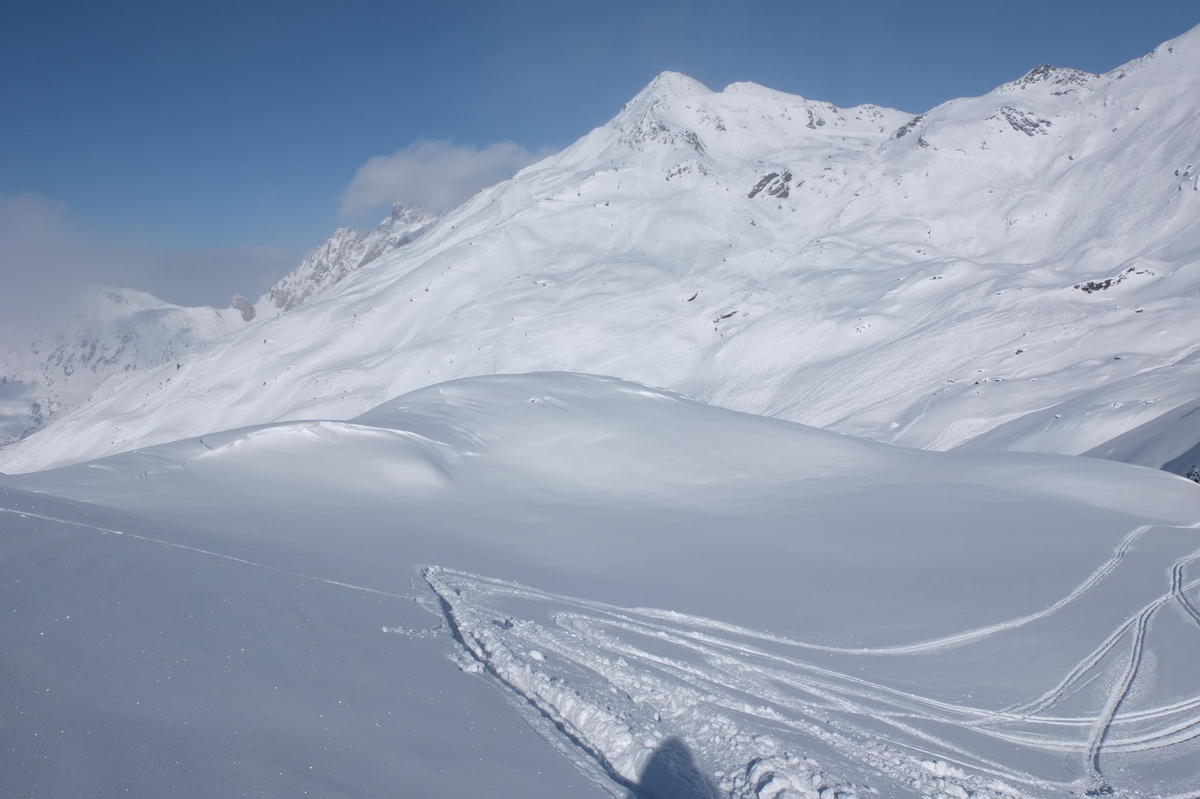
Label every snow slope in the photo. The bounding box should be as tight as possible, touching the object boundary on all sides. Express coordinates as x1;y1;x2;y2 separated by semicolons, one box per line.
6;29;1200;474
5;372;1200;797
0;483;607;799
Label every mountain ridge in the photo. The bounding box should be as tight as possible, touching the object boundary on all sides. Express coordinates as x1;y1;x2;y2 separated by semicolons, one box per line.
4;25;1200;473
0;204;436;447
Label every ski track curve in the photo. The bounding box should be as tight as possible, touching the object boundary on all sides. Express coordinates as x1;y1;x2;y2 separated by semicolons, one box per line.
7;501;1200;797
423;521;1200;799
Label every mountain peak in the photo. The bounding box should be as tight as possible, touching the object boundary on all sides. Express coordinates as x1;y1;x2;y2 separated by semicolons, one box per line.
261;203;436;314
635;71;711;102
386;200;429;227
994;63;1098;95
607;72;714;153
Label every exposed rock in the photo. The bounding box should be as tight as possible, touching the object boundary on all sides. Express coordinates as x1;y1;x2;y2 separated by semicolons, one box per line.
230;294;256;321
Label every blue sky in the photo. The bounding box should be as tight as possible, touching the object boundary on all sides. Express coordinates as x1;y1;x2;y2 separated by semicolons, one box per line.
2;0;1199;310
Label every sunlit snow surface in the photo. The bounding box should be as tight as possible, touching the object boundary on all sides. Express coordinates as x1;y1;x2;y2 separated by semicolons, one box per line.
4;373;1200;798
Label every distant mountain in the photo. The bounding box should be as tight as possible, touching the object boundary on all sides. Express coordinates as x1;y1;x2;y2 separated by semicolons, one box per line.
0;204;435;446
258;202;435;315
0;287;246;446
5;27;1200;474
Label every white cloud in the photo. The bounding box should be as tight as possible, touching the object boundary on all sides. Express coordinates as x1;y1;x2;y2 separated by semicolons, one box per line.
340;140;546;219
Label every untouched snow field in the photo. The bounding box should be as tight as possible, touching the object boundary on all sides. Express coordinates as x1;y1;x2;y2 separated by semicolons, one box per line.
5;373;1200;798
5;28;1200;474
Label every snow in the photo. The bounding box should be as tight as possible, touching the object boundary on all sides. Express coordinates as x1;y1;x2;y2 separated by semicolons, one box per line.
6;27;1200;474
257;201;436;316
0;287;248;446
1082;395;1200;477
0;204;435;448
4;372;1200;797
4;24;1200;799
0;485;606;799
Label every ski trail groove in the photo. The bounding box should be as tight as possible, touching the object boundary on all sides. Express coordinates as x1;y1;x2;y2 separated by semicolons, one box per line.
0;506;410;600
423;534;1200;799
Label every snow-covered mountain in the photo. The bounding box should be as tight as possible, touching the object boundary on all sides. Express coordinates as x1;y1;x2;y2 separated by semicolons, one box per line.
6;27;1200;799
6;27;1200;475
0;287;248;446
258;201;435;315
0;204;435;447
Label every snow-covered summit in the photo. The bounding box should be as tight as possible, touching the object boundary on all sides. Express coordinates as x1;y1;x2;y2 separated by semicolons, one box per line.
993;63;1099;96
6;26;1200;474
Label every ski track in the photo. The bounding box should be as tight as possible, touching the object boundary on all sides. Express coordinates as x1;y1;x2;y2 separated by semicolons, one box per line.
423;520;1200;799
0;506;410;601
6;502;1200;797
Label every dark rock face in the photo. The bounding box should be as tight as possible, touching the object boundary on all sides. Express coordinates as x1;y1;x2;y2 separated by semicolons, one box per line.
230;294;256;322
748;171;792;199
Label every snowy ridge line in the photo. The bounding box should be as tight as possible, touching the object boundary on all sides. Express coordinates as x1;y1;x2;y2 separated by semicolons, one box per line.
0;507;409;600
425;556;1200;799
